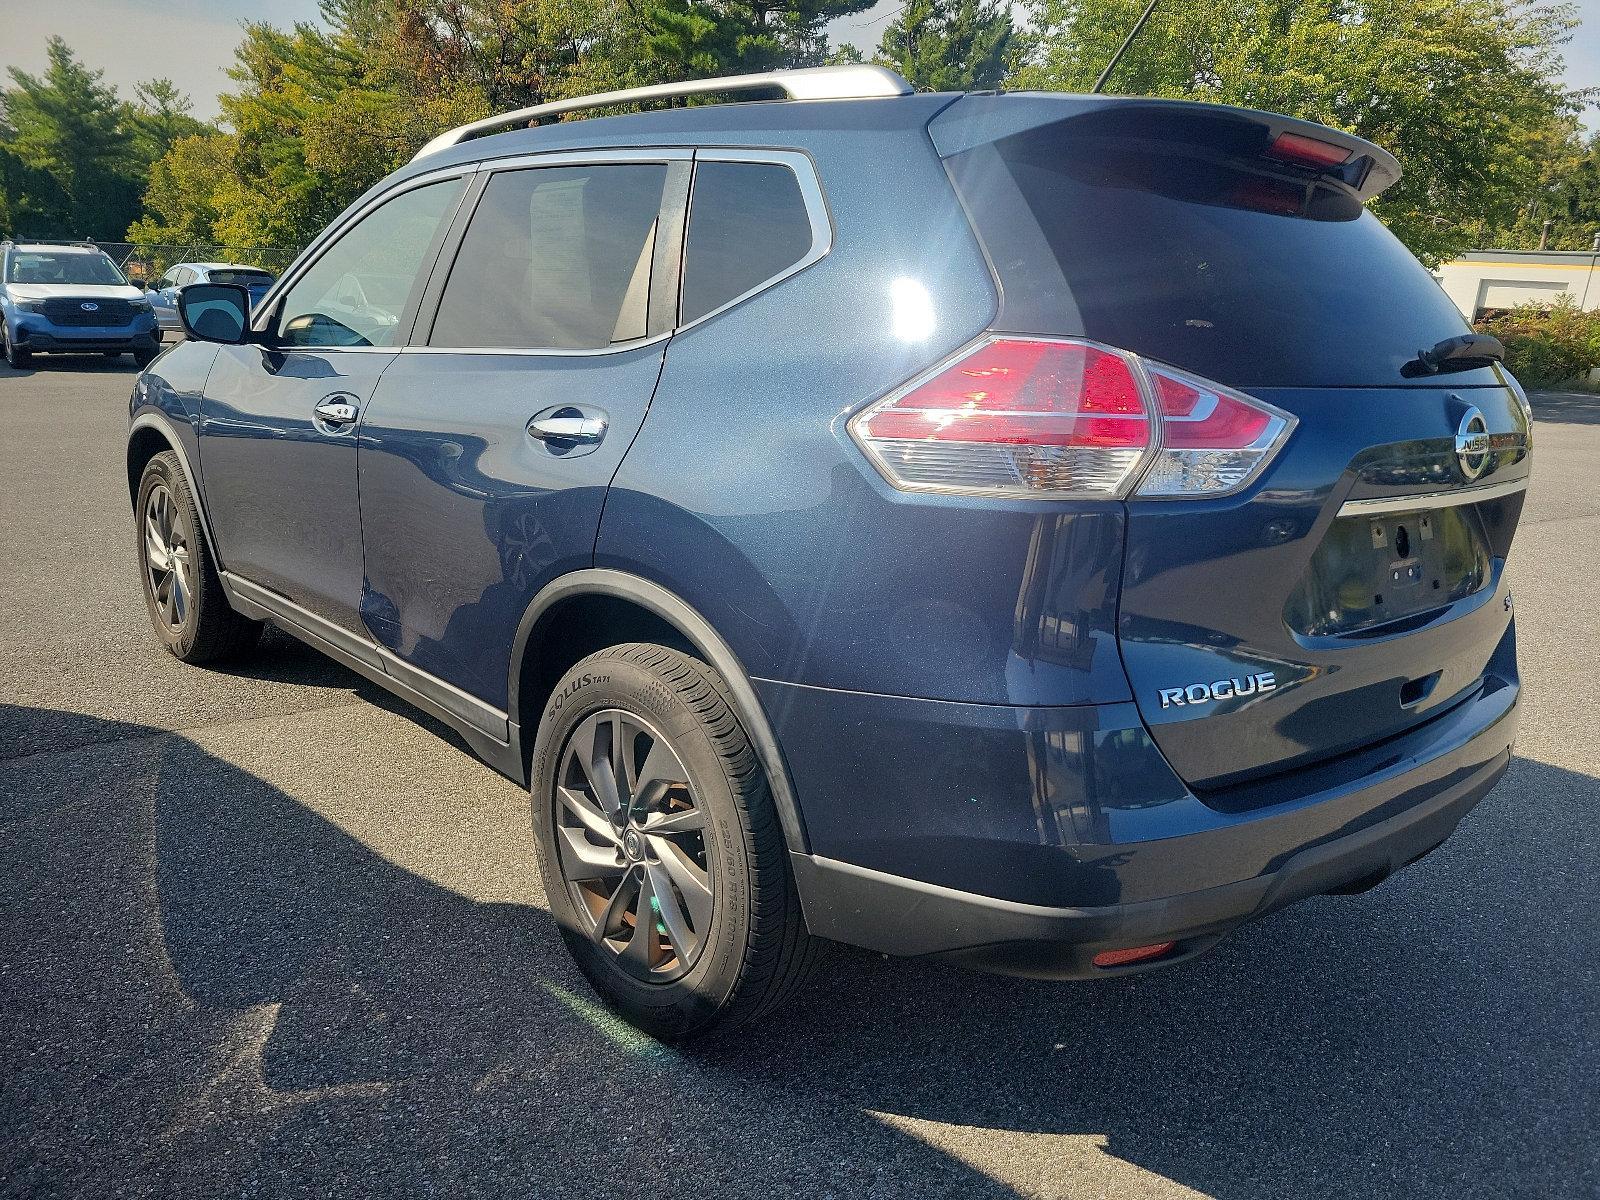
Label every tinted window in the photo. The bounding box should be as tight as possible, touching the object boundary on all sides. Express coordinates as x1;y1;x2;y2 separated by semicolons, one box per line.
952;126;1475;388
278;177;464;348
681;161;814;323
211;269;274;287
5;252;126;285
430;164;667;350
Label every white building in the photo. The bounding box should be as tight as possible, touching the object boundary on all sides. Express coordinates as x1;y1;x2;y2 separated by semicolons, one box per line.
1436;248;1600;321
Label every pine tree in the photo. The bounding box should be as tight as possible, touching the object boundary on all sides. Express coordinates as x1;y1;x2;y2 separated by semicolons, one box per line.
878;0;1020;91
0;37;140;238
640;0;879;82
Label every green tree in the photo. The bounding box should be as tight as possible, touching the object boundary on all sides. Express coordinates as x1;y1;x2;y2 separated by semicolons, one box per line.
1013;0;1587;265
186;0;612;249
1487;127;1600;250
878;0;1020;91
0;37;139;238
123;78;211;168
126;131;233;248
639;0;878;81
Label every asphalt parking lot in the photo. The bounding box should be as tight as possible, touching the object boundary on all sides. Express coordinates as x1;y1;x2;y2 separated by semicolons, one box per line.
2;355;1596;1199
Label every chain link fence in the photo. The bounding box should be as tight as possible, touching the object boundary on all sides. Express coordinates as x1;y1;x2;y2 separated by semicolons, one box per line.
92;242;302;283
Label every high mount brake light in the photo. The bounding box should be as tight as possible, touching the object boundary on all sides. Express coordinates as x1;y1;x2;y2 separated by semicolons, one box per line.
849;336;1296;500
1266;131;1352;169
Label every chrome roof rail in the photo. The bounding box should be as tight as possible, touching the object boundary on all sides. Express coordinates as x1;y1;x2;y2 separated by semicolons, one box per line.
411;65;915;161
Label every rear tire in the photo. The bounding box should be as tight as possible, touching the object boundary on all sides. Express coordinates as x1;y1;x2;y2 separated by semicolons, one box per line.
134;345;158;368
531;643;817;1040
135;451;262;663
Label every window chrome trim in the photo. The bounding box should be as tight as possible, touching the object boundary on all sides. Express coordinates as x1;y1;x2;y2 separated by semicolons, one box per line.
1337;475;1529;517
674;147;833;334
399;335;671;358
248;163;482;344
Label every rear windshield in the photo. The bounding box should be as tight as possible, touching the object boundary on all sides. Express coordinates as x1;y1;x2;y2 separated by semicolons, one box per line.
210;269;274;287
948;124;1474;388
5;251;126;286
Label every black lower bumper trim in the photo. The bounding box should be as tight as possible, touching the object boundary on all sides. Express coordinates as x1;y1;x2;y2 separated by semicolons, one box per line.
792;747;1508;980
21;331;157;353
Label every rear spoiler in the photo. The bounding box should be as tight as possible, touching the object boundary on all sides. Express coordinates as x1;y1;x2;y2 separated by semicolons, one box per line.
931;94;1401;202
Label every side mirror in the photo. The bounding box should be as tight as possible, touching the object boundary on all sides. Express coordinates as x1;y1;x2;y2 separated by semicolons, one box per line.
132;279;149;291
177;283;251;345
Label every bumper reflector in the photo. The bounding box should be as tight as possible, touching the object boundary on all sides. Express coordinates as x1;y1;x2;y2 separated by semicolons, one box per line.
1091;941;1177;969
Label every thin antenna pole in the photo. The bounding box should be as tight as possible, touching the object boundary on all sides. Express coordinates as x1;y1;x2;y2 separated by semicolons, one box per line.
1092;0;1161;94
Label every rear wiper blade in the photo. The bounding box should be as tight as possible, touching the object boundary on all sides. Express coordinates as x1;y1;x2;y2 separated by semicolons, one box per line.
1401;333;1505;379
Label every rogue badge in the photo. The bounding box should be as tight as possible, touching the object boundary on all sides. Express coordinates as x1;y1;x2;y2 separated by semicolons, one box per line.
1159;671;1277;709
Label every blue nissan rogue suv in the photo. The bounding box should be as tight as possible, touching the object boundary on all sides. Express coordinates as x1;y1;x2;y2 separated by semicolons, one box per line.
126;66;1529;1038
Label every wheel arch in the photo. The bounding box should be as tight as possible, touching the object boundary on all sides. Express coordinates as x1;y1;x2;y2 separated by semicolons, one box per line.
510;569;811;856
127;411;225;571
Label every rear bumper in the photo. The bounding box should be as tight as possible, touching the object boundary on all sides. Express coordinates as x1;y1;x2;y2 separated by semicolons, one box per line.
767;622;1518;978
792;746;1505;978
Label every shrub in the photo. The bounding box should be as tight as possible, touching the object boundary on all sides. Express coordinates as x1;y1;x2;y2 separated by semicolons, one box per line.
1475;297;1600;389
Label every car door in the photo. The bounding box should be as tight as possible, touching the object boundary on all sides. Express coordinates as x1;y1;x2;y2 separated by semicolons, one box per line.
357;151;690;721
199;172;470;642
151;266;188;329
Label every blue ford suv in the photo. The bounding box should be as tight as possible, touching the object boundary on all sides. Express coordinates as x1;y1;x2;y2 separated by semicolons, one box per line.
126;67;1529;1038
2;240;161;367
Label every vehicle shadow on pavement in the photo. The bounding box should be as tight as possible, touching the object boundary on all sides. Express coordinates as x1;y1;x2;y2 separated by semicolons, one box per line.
0;353;143;378
4;706;1595;1198
1529;389;1600;426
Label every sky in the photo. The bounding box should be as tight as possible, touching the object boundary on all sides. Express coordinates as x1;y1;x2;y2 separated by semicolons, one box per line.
2;0;1598;125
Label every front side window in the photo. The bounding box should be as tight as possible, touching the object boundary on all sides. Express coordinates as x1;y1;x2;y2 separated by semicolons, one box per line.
278;176;465;348
5;251;127;286
681;161;815;324
430;163;668;351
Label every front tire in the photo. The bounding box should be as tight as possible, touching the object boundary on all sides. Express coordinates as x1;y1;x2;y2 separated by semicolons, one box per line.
531;644;816;1040
135;451;261;663
2;325;29;368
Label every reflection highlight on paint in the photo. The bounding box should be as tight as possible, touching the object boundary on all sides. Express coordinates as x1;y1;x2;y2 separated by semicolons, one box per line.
890;276;936;342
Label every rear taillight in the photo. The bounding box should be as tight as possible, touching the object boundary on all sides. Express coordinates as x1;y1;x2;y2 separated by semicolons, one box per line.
1134;362;1295;497
849;336;1295;500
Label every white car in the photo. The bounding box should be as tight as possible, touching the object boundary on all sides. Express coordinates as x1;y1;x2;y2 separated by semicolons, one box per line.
149;262;277;337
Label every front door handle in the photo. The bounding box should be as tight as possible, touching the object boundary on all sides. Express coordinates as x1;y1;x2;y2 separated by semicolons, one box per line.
528;408;608;445
314;397;359;426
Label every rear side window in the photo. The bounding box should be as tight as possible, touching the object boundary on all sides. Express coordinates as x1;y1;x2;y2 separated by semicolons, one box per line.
681;161;815;324
430;164;667;350
948;121;1475;388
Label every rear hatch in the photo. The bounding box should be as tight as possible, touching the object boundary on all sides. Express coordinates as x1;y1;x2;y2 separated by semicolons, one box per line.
935;96;1530;791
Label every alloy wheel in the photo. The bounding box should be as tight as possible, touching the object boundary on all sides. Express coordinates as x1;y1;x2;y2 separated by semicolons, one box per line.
143;482;193;630
554;708;714;982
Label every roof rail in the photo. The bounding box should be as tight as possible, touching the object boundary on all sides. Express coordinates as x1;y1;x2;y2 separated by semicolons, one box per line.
2;237;100;250
411;65;915;162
